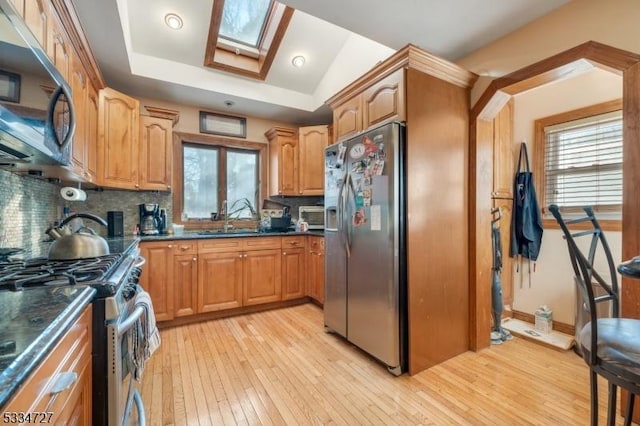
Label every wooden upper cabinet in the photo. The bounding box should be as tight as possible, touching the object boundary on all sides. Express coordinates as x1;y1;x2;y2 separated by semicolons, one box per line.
330;69;405;143
9;0;25;15
97;87;140;189
362;69;405;129
266;127;298;196
492;99;514;199
85;82;99;182
69;53;87;177
139;115;173;191
23;0;47;49
48;14;69;82
298;125;329;195
332;96;362;142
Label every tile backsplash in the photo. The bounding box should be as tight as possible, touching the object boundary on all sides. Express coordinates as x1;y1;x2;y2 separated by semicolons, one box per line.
0;169;63;251
0;167;321;251
80;190;172;237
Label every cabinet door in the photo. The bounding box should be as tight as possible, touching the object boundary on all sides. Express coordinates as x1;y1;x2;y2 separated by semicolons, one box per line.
492;99;514;199
307;237;325;303
48;14;69;82
85;83;99;182
266;127;298;196
298;125;329;195
24;0;47;49
174;253;198;317
278;137;298;195
69;53;87;177
139;116;173;191
282;247;306;300
198;251;243;312
362;69;405;129
243;249;282;306
139;242;174;321
333;96;362;141
98;87;140;189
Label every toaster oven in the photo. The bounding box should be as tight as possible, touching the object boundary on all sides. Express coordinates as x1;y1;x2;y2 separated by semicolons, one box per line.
298;206;324;230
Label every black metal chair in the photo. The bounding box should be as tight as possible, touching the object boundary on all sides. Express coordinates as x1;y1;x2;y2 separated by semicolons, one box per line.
549;204;640;426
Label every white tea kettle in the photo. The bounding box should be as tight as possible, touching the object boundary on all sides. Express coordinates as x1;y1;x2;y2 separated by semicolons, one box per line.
46;213;110;260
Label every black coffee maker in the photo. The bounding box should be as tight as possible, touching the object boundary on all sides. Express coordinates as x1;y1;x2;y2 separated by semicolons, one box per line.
139;204;161;235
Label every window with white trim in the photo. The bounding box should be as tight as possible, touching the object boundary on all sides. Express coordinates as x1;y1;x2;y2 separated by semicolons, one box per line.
535;101;623;216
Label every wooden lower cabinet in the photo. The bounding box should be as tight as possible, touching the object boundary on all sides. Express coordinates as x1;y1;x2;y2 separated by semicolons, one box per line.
143;236;321;320
198;251;244;312
139;241;174;321
307;237;325;303
173;253;198;317
243;249;282;305
4;306;92;425
282;247;306;300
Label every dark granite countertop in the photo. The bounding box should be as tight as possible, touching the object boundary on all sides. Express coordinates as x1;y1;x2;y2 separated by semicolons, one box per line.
140;230;324;242
8;236;140;261
0;285;96;408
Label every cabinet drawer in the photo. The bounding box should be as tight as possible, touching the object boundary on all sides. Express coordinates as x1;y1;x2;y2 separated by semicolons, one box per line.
5;306;92;419
308;236;324;252
282;236;306;249
242;237;281;251
198;238;243;253
173;241;197;255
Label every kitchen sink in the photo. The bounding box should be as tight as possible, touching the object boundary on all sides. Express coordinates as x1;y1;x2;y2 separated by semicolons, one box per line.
197;229;258;236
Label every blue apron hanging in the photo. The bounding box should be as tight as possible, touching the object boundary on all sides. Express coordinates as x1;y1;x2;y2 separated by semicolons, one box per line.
510;142;543;266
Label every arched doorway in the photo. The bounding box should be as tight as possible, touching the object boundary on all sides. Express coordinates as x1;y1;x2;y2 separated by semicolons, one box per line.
469;41;640;350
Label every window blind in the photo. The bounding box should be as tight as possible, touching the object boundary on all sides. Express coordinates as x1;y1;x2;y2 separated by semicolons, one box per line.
544;110;622;212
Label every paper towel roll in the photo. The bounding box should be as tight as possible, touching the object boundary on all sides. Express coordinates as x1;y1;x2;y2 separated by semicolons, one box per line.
60;187;87;201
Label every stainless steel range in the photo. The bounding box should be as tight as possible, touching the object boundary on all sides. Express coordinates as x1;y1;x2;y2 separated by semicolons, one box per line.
0;244;151;425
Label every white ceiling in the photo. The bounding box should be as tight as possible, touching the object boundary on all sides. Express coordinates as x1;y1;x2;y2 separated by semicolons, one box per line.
71;0;569;125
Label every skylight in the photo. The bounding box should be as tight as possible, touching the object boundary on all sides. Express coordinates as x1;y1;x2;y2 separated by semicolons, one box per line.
205;0;293;80
219;0;273;47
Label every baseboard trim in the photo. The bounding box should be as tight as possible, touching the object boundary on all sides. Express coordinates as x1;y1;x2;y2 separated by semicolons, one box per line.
158;297;311;329
512;310;575;336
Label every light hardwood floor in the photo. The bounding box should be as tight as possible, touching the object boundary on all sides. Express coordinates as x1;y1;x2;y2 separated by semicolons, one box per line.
140;303;620;425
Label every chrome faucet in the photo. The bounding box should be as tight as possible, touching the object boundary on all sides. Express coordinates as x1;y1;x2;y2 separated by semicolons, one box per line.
222;200;233;232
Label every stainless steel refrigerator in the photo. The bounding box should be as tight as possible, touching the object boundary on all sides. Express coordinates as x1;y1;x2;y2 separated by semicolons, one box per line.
324;121;406;375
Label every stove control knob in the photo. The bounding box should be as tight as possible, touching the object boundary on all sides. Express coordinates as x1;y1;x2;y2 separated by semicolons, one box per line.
122;285;136;301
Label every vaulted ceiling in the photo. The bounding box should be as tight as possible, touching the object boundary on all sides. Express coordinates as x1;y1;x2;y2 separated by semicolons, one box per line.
71;0;568;124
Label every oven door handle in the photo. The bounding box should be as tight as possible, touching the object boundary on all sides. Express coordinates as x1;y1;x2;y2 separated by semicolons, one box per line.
115;305;145;337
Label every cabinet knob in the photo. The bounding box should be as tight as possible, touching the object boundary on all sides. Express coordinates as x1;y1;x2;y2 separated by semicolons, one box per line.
135;183;139;188
193;257;197;262
243;254;248;258
238;254;243;258
180;246;189;251
167;185;172;189
167;244;173;248
290;241;298;245
283;252;287;256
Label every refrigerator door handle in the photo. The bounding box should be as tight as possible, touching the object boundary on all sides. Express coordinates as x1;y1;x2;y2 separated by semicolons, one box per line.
344;172;355;258
337;173;348;257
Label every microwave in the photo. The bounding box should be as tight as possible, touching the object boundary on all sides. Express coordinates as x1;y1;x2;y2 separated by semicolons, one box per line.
298;206;324;230
0;0;75;166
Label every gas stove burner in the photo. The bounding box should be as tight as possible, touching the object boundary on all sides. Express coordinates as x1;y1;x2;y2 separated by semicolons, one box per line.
0;248;23;262
0;254;125;291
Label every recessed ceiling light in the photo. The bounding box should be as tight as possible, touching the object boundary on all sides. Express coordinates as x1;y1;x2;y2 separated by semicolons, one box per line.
164;13;183;30
291;55;306;68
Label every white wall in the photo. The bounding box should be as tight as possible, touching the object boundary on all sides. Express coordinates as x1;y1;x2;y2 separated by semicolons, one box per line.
511;68;622;324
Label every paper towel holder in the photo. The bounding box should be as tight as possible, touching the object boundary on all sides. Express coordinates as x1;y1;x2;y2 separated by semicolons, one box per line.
60;186;87;201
